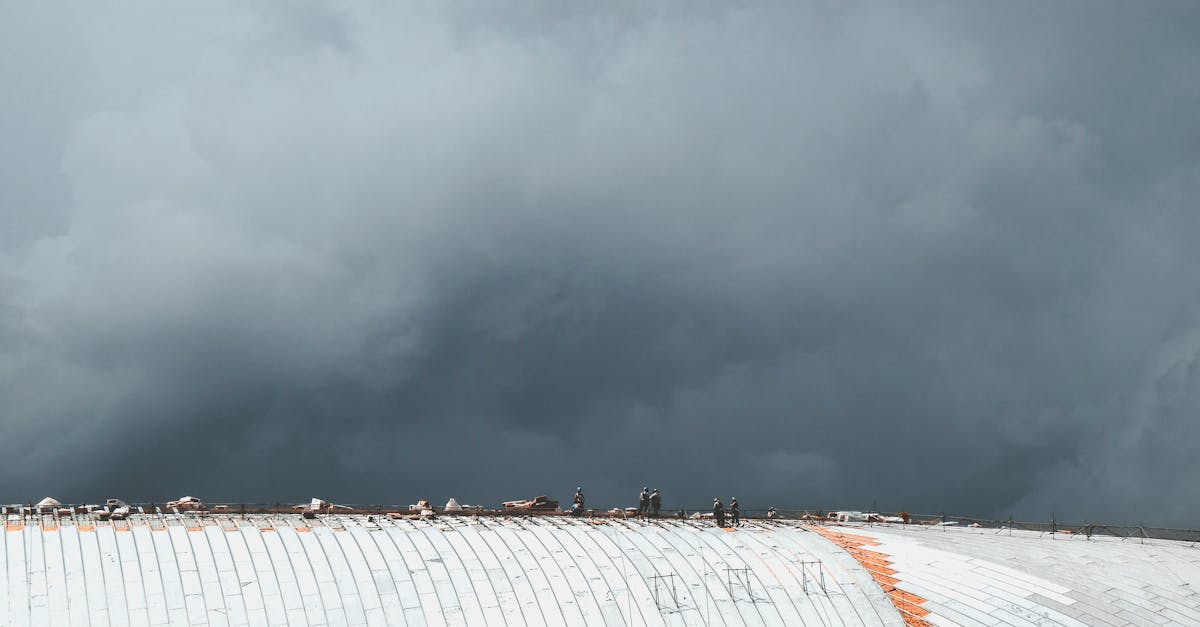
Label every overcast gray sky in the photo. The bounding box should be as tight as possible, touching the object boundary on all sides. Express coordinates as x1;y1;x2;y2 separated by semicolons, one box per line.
2;1;1199;524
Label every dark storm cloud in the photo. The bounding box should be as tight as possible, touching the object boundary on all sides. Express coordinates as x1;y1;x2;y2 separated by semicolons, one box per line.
2;1;1199;524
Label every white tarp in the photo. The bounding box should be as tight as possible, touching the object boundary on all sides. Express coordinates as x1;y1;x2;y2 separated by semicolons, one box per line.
444;498;462;512
37;497;61;509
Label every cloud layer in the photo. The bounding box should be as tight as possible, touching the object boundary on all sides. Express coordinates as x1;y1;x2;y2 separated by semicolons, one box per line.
2;1;1200;524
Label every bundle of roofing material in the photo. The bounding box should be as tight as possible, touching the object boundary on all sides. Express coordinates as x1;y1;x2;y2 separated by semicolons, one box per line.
295;498;328;518
387;511;430;520
96;498;132;520
167;496;204;511
502;495;558;511
295;498;353;518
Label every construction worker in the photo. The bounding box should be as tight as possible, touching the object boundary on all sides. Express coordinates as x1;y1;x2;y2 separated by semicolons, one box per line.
650;488;661;517
713;498;726;527
767;507;778;519
729;497;740;526
571;487;585;517
638;487;650;518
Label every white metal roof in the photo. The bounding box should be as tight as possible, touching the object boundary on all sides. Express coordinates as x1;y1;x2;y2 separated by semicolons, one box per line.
1;514;898;626
834;523;1200;627
3;514;1198;625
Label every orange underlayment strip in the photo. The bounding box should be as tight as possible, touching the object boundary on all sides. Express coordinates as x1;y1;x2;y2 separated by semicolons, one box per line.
807;526;932;627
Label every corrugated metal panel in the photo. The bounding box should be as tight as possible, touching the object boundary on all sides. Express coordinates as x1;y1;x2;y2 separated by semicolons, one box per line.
827;522;1200;627
21;515;1200;625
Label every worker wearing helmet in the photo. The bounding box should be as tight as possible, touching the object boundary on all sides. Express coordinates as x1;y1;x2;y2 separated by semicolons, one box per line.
571;487;585;517
713;498;726;527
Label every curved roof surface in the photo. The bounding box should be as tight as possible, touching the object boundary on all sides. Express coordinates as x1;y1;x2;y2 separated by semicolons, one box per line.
829;523;1200;626
1;514;1197;625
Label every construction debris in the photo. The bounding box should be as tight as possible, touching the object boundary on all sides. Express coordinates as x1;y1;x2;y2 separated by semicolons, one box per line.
295;498;342;512
295;498;352;518
167;496;205;511
502;495;558;511
404;500;436;517
95;499;132;521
